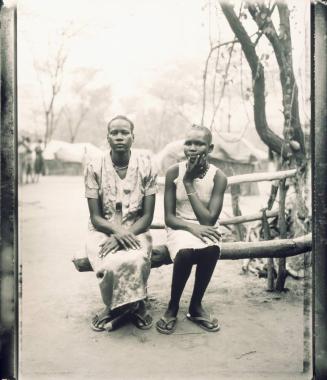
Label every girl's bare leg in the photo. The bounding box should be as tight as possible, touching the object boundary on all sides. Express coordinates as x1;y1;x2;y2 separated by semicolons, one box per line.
189;246;220;318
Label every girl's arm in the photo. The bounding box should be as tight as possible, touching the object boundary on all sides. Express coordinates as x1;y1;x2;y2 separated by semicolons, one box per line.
164;164;194;231
164;165;221;242
183;168;227;226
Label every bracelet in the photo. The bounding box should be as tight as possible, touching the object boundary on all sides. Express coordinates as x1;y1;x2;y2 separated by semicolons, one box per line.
187;191;197;196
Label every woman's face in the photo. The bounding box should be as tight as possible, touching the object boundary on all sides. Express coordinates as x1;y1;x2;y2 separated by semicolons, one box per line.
184;128;212;163
107;119;134;153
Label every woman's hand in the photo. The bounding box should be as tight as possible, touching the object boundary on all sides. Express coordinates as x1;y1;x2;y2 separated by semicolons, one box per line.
183;154;206;183
112;227;141;250
188;224;221;244
98;236;120;258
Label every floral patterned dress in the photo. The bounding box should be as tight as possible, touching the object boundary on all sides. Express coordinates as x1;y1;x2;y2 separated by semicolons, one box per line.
84;149;157;311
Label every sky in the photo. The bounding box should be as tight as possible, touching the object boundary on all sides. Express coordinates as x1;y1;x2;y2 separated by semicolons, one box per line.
17;0;210;96
13;0;310;137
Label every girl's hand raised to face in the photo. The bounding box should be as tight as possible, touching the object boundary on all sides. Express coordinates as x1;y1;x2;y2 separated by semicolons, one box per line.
183;153;206;183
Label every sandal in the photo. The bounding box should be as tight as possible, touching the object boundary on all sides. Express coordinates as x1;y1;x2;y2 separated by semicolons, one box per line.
132;312;153;330
156;316;177;335
186;313;220;332
90;314;113;332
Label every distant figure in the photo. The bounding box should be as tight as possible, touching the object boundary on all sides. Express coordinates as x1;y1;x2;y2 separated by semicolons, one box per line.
34;139;45;182
18;137;27;185
18;137;34;184
24;137;34;184
156;125;227;334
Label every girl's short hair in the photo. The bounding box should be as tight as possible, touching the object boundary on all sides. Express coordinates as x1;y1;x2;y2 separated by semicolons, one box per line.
107;115;134;133
191;124;212;144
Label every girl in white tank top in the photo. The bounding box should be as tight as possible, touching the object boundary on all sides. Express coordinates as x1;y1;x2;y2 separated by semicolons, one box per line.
166;161;221;260
156;125;227;335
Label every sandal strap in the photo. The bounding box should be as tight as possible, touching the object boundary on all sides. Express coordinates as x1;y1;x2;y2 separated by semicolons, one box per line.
160;316;177;328
94;314;112;326
187;314;218;327
134;312;153;326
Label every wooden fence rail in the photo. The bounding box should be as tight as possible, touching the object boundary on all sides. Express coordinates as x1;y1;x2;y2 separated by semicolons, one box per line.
157;168;297;186
150;209;279;229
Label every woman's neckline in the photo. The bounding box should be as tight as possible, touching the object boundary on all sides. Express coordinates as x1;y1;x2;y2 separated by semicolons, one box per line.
110;149;133;180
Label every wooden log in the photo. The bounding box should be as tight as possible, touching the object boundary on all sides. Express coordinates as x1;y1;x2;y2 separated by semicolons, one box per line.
157;169;297;187
266;182;279;291
72;233;312;272
150;209;279;229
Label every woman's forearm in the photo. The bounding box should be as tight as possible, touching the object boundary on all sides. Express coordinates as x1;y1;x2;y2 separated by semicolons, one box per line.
91;212;153;237
129;214;153;236
91;215;121;235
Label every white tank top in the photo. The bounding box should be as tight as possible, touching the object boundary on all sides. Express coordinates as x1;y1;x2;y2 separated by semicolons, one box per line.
174;162;217;223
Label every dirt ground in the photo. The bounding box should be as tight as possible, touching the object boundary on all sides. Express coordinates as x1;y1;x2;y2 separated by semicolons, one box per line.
19;176;310;380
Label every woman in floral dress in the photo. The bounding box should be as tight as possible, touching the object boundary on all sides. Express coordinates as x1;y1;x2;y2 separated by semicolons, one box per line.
85;115;157;331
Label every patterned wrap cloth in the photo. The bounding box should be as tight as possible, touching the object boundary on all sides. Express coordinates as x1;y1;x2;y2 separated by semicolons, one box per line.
84;149;157;311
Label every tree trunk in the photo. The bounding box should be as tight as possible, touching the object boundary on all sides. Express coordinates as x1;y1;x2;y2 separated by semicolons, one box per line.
276;179;288;291
219;2;292;159
261;209;275;291
247;2;306;166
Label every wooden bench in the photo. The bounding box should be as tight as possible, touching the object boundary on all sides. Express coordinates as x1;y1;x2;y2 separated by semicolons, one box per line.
72;233;312;272
73;169;311;274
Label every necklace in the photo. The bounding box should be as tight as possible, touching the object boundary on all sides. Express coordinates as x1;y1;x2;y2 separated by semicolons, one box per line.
197;162;209;179
113;163;128;171
110;151;130;171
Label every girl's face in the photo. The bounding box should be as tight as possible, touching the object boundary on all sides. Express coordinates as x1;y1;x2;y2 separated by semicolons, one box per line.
184;129;213;163
107;119;134;153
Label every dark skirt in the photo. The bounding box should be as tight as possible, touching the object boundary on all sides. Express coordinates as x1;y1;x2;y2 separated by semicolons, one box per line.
34;154;45;174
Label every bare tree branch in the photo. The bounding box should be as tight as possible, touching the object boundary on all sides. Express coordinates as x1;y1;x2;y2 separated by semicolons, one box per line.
201;38;238;126
209;39;236;130
63;103;89;143
219;0;291;159
33;23;78;145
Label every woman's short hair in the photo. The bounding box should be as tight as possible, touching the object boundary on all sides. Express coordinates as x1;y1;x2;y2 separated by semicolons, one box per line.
190;124;212;144
107;115;134;133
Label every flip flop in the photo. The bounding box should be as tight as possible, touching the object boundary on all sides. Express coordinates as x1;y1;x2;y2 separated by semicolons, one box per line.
186;313;220;332
132;312;153;330
156;316;177;335
90;314;112;332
